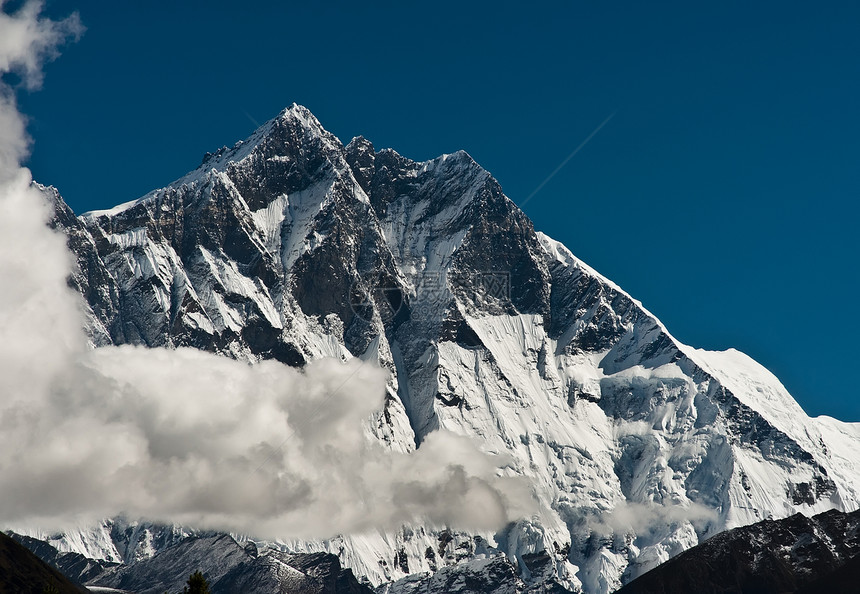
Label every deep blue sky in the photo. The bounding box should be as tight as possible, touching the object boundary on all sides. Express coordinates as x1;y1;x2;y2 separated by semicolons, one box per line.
19;1;860;420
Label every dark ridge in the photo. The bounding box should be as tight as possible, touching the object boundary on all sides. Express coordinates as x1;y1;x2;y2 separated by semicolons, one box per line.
0;531;90;594
617;508;860;594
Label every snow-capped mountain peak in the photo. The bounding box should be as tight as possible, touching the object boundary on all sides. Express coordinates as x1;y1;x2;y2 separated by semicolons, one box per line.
46;105;860;594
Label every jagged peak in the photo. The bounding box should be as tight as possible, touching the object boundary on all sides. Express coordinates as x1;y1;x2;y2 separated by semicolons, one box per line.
82;104;346;219
31;180;61;203
373;147;478;171
345;135;374;153
81;106;491;220
374;146;411;160
277;102;316;121
420;150;486;182
33;181;78;226
180;104;338;182
273;103;333;139
438;148;475;163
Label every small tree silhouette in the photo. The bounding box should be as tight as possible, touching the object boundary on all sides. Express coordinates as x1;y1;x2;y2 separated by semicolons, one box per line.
183;570;211;594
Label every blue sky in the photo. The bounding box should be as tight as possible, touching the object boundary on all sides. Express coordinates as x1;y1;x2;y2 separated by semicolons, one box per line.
19;1;860;419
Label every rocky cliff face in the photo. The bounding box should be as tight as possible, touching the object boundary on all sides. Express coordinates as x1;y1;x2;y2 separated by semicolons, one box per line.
41;104;860;593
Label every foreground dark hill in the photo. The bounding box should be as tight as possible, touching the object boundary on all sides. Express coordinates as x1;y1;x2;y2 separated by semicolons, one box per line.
617;508;860;594
0;531;89;594
796;552;860;593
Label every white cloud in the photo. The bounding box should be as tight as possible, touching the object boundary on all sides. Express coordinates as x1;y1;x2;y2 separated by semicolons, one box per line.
588;501;717;539
0;1;81;180
0;1;535;539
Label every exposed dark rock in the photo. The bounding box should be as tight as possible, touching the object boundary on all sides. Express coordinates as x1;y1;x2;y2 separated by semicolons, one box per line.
617;508;860;594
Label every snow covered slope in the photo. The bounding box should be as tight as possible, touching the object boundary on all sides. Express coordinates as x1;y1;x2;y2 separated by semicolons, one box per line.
43;104;860;593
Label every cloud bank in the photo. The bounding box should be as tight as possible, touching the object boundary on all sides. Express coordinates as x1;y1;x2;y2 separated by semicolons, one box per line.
0;1;534;539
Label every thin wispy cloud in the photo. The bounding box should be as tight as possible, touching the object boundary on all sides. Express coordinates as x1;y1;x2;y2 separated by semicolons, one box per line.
0;1;80;180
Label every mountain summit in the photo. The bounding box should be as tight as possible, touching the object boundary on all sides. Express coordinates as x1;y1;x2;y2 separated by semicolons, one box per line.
41;104;860;593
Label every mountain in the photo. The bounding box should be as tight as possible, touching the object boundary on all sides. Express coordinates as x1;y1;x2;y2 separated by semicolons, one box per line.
37;104;860;593
616;507;860;593
0;530;90;594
